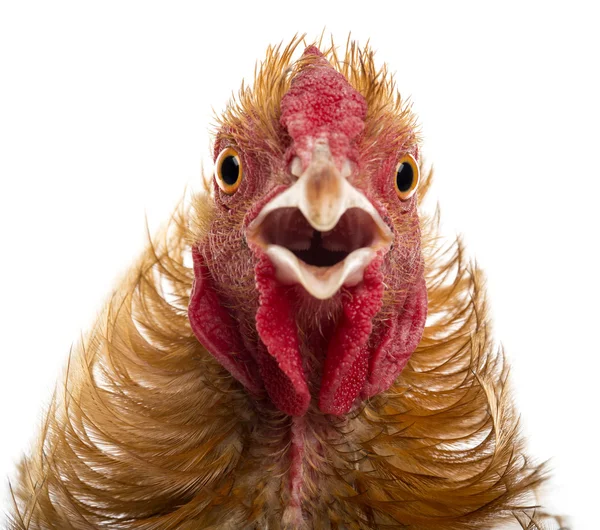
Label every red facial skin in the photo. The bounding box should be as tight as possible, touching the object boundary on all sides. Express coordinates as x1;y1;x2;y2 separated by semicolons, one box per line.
189;47;427;417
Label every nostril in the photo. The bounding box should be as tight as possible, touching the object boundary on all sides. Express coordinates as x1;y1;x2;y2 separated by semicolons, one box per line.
341;159;352;178
290;157;303;177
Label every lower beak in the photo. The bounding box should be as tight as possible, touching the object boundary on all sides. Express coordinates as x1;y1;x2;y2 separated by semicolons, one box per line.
246;142;392;299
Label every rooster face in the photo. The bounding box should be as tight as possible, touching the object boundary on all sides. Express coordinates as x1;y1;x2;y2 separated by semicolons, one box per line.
189;43;427;417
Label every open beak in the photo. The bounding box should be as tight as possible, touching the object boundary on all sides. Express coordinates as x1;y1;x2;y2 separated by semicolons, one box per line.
246;140;393;300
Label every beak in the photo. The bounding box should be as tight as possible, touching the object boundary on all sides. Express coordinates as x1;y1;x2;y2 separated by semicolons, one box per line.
247;140;393;299
290;140;351;232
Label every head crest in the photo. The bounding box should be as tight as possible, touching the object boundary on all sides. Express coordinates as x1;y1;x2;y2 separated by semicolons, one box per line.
280;46;368;162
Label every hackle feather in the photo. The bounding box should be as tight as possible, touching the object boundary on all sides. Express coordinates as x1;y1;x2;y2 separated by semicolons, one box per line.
7;37;559;529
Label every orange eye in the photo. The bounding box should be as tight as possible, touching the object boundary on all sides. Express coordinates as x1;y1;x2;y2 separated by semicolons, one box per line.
215;147;243;194
394;154;420;200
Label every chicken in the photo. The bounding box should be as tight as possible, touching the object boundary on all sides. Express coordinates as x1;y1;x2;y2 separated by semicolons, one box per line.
7;37;557;529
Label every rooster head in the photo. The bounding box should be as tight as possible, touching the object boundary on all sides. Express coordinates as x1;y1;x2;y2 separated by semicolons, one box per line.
189;40;427;417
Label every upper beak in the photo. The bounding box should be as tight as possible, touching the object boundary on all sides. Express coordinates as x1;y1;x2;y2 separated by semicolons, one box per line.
247;140;393;299
292;140;351;232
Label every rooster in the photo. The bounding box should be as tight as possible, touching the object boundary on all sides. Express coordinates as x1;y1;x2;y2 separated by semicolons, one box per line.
7;37;557;529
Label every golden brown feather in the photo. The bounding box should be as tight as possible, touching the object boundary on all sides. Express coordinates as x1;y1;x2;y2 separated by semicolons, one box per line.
7;36;562;529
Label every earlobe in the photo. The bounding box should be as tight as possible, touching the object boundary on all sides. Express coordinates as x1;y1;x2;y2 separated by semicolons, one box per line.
361;274;428;398
188;248;263;395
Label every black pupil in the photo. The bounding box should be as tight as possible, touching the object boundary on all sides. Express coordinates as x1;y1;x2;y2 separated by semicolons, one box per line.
396;162;414;193
221;155;240;186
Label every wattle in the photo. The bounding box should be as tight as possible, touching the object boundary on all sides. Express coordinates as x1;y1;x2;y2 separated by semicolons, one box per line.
188;247;427;416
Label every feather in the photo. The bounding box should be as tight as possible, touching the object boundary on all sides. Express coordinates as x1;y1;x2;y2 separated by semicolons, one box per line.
7;37;563;529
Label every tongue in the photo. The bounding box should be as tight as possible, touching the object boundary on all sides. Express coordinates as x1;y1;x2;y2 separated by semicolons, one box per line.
188;249;263;395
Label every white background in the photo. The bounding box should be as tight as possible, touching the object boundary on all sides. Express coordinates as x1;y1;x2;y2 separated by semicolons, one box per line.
1;1;598;528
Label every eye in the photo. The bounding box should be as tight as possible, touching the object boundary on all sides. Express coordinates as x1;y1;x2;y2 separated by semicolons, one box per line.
215;147;243;194
394;154;420;200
